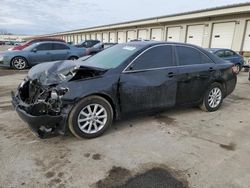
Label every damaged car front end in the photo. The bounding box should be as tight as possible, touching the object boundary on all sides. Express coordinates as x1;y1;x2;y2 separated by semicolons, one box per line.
12;60;107;138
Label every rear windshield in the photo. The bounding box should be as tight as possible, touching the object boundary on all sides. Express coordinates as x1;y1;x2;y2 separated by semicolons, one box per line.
82;44;145;69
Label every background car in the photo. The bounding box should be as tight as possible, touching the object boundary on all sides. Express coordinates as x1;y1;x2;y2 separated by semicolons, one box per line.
0;41;86;70
12;42;237;139
208;48;244;73
75;40;100;48
9;38;65;51
86;42;117;55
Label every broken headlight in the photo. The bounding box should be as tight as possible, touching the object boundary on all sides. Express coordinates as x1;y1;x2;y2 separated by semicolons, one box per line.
50;87;69;100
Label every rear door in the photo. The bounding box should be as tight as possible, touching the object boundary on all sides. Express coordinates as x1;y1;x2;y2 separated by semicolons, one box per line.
119;45;178;115
175;45;216;105
28;43;53;65
51;43;70;61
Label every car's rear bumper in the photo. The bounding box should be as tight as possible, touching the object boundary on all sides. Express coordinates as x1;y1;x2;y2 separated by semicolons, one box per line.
225;76;237;96
11;91;68;138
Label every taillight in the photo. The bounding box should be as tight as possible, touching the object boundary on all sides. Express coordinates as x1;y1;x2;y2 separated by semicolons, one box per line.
232;65;238;74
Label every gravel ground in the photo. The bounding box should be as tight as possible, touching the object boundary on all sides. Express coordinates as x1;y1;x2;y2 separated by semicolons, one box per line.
0;69;250;188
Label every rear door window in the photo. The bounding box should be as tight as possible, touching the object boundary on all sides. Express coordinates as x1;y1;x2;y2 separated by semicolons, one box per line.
215;50;225;58
53;43;70;50
36;43;53;51
224;50;235;57
176;46;213;65
131;45;174;70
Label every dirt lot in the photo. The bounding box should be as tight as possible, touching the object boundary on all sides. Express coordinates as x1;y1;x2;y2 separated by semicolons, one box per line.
0;67;250;188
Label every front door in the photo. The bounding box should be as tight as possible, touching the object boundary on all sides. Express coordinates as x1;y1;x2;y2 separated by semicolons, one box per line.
28;43;53;65
119;45;178;115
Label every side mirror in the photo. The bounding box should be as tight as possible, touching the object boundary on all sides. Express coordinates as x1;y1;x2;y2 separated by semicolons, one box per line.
32;48;37;52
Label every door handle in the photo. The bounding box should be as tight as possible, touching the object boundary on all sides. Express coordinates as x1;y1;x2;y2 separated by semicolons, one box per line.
168;72;175;78
209;67;215;72
46;52;51;55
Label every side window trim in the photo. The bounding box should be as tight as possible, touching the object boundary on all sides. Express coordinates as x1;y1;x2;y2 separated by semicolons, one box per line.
174;45;215;66
123;44;175;73
36;43;52;51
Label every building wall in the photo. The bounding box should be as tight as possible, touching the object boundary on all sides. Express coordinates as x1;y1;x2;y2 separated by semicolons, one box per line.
0;34;32;42
39;4;250;55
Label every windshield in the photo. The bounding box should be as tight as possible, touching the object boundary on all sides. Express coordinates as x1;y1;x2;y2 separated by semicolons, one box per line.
22;43;37;51
82;43;144;69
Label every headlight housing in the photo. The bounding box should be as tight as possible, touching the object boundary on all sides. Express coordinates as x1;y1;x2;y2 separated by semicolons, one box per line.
51;87;69;100
51;90;58;100
0;56;4;61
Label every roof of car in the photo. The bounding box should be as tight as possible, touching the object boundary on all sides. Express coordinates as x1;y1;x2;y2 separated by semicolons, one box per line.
127;41;226;64
128;41;204;48
206;48;232;52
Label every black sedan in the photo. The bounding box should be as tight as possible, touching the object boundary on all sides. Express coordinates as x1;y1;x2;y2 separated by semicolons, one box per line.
12;42;237;139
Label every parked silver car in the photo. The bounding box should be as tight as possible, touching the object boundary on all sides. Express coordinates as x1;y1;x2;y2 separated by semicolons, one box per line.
0;41;87;70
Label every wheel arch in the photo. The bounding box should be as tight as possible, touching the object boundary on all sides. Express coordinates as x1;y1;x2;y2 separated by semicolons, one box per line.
11;56;29;67
210;79;227;97
76;93;118;120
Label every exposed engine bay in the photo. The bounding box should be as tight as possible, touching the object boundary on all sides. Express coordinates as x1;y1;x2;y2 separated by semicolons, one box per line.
12;60;107;138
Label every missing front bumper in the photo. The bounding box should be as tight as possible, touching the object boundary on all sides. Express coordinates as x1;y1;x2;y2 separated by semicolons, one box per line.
11;91;66;138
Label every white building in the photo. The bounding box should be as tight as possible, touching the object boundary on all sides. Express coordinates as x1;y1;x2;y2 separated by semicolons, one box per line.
0;34;31;42
37;3;250;55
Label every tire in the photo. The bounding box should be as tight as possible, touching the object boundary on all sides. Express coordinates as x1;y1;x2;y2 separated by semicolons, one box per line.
68;56;78;61
68;95;113;139
11;57;28;70
200;83;223;112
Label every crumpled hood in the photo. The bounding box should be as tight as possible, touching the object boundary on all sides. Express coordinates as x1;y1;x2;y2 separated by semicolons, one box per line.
27;60;83;85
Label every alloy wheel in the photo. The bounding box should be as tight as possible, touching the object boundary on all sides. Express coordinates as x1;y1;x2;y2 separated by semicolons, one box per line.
77;104;107;134
12;58;26;70
208;87;222;108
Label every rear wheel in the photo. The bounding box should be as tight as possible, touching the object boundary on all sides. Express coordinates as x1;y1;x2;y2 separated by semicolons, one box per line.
68;56;78;61
11;57;28;70
200;83;223;112
68;96;113;139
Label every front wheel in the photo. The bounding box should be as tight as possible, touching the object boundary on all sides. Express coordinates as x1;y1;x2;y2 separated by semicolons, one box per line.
200;83;223;112
68;96;113;139
11;57;28;70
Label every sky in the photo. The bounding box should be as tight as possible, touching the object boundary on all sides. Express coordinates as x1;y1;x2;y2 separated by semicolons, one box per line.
0;0;249;35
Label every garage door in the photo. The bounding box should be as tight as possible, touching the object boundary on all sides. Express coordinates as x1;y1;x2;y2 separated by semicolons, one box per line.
74;35;78;44
91;33;96;40
86;34;90;40
166;27;181;42
81;34;85;41
102;33;109;42
186;25;205;46
211;22;236;48
109;32;116;43
96;33;102;41
66;35;70;43
151;28;163;41
118;32;126;43
243;21;250;51
78;35;81;43
127;30;136;42
138;29;148;40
